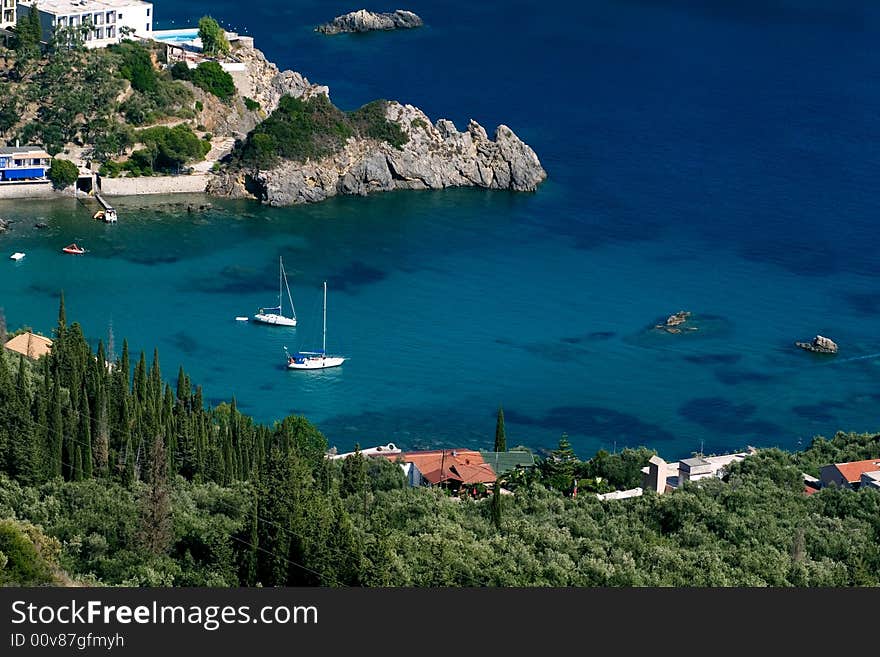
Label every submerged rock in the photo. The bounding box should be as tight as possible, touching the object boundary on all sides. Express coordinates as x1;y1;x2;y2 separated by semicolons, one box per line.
316;9;424;35
0;218;9;233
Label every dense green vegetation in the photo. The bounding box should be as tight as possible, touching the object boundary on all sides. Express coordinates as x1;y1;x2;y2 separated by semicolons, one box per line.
0;298;878;587
0;38;193;159
236;95;408;169
190;62;235;101
47;158;79;190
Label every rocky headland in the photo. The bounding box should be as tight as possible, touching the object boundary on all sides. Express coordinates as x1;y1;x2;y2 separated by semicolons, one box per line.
208;44;547;206
316;9;424;35
209;102;546;206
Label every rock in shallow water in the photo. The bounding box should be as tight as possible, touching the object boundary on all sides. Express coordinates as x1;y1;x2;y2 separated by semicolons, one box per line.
316;9;424;35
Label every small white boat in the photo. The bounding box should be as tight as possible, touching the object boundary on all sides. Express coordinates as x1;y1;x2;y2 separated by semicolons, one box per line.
253;256;298;327
285;281;346;370
235;316;249;322
9;252;25;261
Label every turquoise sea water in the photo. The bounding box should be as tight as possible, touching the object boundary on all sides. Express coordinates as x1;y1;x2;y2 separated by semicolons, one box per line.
2;1;879;458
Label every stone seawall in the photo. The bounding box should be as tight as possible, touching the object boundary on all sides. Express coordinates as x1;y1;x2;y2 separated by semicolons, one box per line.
0;182;60;199
99;174;210;196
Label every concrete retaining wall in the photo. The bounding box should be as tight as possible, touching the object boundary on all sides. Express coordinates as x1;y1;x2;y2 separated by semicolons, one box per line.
0;182;59;199
99;174;210;196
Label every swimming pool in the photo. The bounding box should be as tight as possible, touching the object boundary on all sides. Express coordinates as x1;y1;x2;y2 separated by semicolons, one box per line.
152;29;201;45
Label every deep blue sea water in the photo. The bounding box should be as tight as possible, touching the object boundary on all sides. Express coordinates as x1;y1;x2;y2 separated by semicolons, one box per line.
2;0;879;458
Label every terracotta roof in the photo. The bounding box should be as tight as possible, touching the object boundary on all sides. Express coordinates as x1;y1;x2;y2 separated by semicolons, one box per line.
803;485;819;496
833;459;880;483
4;332;53;359
403;450;496;486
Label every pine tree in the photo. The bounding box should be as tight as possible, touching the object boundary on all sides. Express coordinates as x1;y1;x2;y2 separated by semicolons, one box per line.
138;434;172;555
494;405;507;452
0;306;6;345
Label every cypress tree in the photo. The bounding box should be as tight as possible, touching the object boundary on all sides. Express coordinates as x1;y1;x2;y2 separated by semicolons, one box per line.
491;479;503;530
79;391;93;479
120;339;130;392
122;437;135;485
133;351;147;405
0;306;6;345
55;290;67;340
72;442;83;481
138;433;172;555
107;320;115;364
94;395;109;476
12;355;37;484
176;366;188;403
47;379;63;479
494;405;507;452
30;377;48;484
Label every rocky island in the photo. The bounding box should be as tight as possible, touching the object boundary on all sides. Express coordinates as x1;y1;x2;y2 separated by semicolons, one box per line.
315;9;424;35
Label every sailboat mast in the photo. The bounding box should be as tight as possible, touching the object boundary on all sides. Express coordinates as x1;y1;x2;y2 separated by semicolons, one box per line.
278;256;283;310
322;280;327;354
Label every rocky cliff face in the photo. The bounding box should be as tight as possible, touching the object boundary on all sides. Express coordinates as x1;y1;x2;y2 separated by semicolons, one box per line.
316;9;424;35
208;101;547;206
193;43;330;141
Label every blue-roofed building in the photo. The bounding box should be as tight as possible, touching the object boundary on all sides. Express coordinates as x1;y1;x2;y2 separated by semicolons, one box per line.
0;146;51;182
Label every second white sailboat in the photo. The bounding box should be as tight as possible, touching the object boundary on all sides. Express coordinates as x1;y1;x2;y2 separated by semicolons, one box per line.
253;256;298;327
284;281;345;369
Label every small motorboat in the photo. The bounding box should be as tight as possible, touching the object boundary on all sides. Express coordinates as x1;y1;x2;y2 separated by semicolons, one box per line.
9;252;25;261
62;243;86;255
94;209;118;223
235;316;249;322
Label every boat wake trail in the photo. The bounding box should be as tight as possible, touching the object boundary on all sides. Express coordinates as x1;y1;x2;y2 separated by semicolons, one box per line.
833;352;880;364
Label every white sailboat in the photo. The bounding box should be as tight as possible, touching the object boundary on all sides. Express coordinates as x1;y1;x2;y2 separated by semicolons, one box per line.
253;256;297;327
284;281;345;370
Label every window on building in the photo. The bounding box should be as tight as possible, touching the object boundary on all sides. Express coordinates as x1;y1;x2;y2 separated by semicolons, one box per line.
96;27;103;39
107;25;115;38
118;12;122;19
146;23;150;31
146;8;150;16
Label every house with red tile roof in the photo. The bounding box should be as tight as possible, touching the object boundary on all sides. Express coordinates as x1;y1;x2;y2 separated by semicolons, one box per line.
819;459;880;490
402;449;496;491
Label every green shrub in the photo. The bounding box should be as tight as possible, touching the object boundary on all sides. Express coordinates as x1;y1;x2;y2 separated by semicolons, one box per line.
191;61;235;101
170;61;192;81
195;100;203;112
243;96;260;112
349;100;408;149
111;40;158;94
0;520;57;586
136;124;211;172
235;95;408;169
98;160;123;178
48;158;79;190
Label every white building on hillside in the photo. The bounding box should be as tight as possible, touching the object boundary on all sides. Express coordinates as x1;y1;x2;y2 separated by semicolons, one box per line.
2;0;16;30
17;0;152;48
